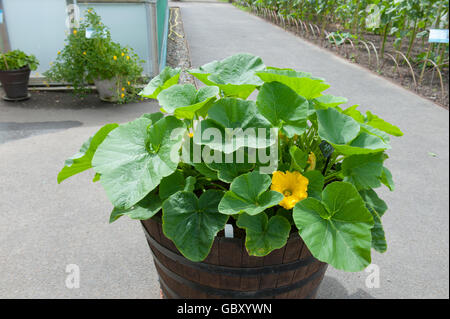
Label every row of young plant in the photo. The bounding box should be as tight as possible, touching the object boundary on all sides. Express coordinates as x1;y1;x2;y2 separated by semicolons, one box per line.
58;53;403;272
244;0;448;58
238;0;448;87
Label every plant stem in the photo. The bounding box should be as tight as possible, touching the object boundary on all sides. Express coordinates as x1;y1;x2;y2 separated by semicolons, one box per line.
406;19;417;60
380;23;389;60
2;54;9;70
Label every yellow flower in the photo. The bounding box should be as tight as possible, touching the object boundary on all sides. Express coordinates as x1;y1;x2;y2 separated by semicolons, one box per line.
127;81;131;85
113;56;117;60
57;51;61;55
189;132;194;138
87;9;92;13
271;171;308;210
73;29;77;35
306;152;316;171
121;52;125;57
126;56;130;60
121;93;125;98
121;87;125;91
83;51;86;55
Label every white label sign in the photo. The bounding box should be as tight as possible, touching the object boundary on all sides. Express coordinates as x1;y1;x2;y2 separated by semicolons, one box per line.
429;29;449;43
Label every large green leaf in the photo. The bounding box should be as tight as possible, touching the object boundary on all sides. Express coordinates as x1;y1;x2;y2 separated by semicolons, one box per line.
162;190;228;262
218;171;283;216
365;111;403;136
156;84;219;119
237;213;291;256
333;132;390;155
188;53;265;99
92;116;186;209
313;94;348;109
317;108;360;145
289;146;309;171
109;191;161;223
256;81;309;137
317;108;390;156
139;66;181;99
193;98;275;153
380;166;395;191
57;123;118;183
303;170;324;200
342;153;384;190
342;105;365;123
359;189;388;253
293;182;374;272
205;151;255;183
256;67;330;99
159;170;196;200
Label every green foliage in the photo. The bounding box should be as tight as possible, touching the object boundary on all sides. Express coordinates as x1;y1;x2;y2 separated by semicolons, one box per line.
139;66;181;99
218;171;283;215
162;190;228;262
44;8;144;103
0;49;39;71
237;212;291;256
58;53;403;272
293;182;374;271
57;123;118;184
244;0;449;69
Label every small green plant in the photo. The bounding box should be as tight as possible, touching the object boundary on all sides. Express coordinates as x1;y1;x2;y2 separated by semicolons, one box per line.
58;53;403;272
0;50;39;71
44;8;144;103
327;31;357;45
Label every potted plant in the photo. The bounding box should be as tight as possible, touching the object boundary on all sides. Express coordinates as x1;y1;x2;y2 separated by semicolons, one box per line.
45;8;144;103
58;53;402;299
0;49;39;101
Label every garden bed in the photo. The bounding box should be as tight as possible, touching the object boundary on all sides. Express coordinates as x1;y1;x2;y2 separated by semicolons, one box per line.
236;2;449;109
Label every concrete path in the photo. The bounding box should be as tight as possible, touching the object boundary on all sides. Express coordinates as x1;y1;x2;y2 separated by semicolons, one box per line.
0;1;448;299
178;2;449;298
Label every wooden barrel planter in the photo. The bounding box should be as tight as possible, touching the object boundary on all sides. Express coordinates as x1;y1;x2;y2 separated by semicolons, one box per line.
141;218;328;299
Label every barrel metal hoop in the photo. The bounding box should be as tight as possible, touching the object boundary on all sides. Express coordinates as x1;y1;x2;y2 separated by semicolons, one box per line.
153;255;327;299
143;225;316;277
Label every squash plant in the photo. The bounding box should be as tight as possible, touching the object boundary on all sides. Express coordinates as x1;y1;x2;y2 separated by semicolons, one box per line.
58;53;403;272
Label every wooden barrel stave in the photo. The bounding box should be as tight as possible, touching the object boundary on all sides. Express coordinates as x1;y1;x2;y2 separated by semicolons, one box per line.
141;219;327;299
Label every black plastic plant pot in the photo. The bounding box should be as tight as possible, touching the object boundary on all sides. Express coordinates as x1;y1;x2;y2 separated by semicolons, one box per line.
0;66;31;100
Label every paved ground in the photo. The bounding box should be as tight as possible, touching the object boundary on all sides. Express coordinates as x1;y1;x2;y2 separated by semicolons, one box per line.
0;1;448;298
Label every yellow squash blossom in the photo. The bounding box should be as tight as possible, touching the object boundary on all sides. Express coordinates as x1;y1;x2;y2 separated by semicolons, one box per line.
73;30;77;35
121;87;125;92
271;171;308;210
113;56;117;60
83;51;86;55
306;152;316;171
121;52;125;57
121;93;125;98
127;81;131;86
